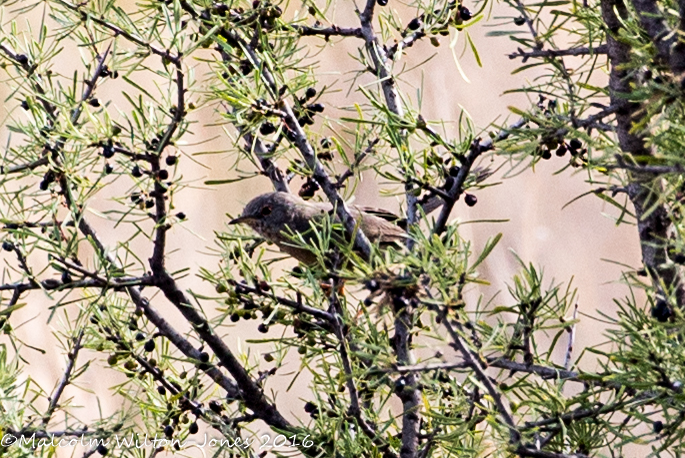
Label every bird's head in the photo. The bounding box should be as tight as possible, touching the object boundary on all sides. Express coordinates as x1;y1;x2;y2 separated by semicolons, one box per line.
229;192;293;236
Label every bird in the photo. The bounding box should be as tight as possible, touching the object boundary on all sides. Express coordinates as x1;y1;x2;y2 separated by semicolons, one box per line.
229;192;408;264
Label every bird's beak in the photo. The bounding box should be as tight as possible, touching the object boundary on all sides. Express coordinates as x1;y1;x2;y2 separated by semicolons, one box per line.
229;215;255;225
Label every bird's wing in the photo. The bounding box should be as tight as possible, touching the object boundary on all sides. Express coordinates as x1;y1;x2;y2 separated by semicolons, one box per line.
355;206;408;230
359;213;409;245
355;206;401;222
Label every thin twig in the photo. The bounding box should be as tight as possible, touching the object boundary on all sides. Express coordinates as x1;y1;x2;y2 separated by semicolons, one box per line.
508;44;607;61
335;139;378;188
293;24;363;38
514;0;540;47
328;278;379;440
231;280;333;321
43;331;85;426
0;276;155;293
440;311;521;443
57;0;180;63
563;304;578;371
432;118;526;235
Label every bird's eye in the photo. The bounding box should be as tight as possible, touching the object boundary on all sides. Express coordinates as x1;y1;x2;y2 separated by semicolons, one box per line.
260;205;272;216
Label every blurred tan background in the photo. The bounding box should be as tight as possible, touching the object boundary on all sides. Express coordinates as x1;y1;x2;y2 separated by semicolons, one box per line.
0;0;642;455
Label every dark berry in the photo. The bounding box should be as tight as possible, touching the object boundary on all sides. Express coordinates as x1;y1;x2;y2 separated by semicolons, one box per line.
569;138;582;150
2;241;14;252
304;401;317;413
555;145;567;157
653;421;664;433
165;155;178;166
189;422;199;435
230;313;240;322
209;400;224;413
652;299;673;322
309;103;325;113
258;323;269;333
299;179;320;199
97;445;108;456
135;332;145;341
176;212;186;220
39;180;49;191
102;145;115;158
514;16;526;26
157;385;166;395
392;295;409;310
459;6;472;20
542;149;552;160
394;377;407;393
158;169;169;180
104;163;114;174
464;193;477;207
20;100;29;110
88;98;101;107
199;352;210;363
317;150;333;161
260;122;276;135
305;87;317;99
377;0;388;6
164;425;174;437
292;266;304;275
364;279;380;292
297;114;312;126
408;17;422;30
239;60;252;75
145;199;155;209
144;339;155;352
131;165;143;178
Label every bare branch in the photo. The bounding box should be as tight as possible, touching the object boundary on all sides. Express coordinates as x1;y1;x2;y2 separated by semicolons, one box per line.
387;31;426;61
293;24;363;38
508;44;607;61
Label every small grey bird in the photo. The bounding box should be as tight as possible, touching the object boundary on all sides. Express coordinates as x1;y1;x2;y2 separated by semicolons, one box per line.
229;192;407;264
